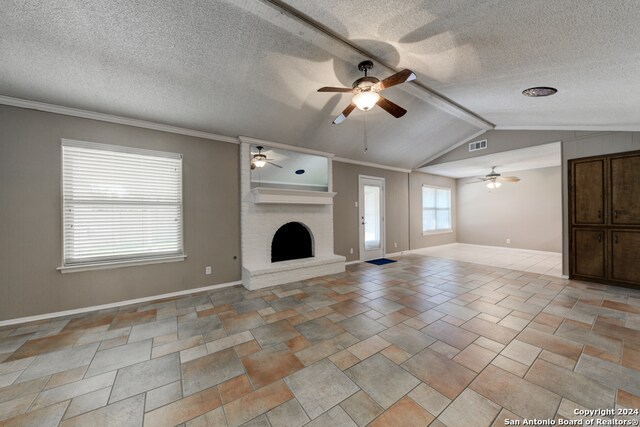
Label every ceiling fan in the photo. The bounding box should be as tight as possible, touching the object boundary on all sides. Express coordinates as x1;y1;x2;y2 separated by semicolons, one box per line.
318;60;416;124
251;146;282;170
470;167;521;189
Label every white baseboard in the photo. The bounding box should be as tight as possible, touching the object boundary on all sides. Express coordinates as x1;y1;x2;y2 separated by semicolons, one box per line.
0;280;242;327
448;243;562;256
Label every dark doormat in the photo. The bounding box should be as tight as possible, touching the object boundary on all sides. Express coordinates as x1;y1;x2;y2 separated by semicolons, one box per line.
366;258;397;266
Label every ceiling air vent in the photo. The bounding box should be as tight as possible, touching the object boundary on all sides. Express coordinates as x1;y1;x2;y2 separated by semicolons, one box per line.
469;139;487;152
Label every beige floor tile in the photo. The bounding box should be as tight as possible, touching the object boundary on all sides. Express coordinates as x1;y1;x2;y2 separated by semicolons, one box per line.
439;389;501;427
369;396;434;427
453;343;497;373
347;335;391;360
470;365;561;419
340;390;383;426
144;386;222;427
402;348;476;400
500;339;542;366
408;383;450;416
224;380;293;427
525;359;615;409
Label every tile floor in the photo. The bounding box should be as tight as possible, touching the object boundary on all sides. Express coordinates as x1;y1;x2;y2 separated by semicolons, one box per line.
416;243;563;277
1;253;639;426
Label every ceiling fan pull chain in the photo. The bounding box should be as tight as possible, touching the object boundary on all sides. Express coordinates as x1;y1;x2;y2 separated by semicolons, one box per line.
363;111;368;152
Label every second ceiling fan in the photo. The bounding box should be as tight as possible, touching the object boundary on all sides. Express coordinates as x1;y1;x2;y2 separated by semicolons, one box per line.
470;167;521;189
318;60;416;124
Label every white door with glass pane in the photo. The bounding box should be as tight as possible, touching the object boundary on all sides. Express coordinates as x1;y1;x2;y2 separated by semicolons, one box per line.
359;176;385;260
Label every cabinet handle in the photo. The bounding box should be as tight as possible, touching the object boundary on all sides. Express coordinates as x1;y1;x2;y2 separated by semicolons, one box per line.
597;234;602;243
614;210;619;219
614;234;618;244
597;210;601;219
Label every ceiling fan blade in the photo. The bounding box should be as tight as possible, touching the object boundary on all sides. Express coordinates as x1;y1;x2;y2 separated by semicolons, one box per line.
333;103;356;124
466;180;485;184
267;161;282;168
376;96;407;118
318;86;353;93
375;69;416;91
498;176;520;182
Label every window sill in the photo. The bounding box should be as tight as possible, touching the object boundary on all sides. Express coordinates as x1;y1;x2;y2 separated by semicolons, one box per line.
422;230;453;236
58;255;187;273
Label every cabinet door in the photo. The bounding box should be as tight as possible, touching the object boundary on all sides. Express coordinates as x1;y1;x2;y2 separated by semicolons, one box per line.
572;159;605;225
610;231;640;284
573;229;606;279
611;155;640;225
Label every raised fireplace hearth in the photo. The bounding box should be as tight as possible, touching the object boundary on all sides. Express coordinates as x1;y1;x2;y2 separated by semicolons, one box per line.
239;138;346;290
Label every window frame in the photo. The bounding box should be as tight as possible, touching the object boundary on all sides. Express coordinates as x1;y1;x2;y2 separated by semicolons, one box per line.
58;139;186;273
422;184;453;235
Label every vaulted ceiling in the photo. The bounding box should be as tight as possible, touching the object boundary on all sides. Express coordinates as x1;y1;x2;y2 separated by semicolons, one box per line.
1;0;639;169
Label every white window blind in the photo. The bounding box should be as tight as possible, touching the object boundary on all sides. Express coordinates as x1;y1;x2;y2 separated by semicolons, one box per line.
62;140;183;267
422;185;451;233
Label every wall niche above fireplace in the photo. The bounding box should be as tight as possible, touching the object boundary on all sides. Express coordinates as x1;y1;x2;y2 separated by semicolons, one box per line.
250;144;329;192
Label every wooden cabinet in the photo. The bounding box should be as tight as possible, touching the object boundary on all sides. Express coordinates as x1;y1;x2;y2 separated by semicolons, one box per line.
573;229;606;279
569;151;640;289
572;159;605;225
610;154;640;226
610;230;640;284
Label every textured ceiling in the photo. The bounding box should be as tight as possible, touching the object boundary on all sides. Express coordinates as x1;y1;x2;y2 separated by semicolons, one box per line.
289;0;640;129
1;0;638;170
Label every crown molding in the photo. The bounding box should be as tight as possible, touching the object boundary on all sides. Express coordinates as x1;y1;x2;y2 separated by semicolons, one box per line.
495;125;640;132
0;95;238;144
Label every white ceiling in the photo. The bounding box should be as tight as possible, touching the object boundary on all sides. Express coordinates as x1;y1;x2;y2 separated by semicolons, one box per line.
1;0;639;169
419;142;561;178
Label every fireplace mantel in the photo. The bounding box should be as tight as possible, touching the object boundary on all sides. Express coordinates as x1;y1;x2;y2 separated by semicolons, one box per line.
251;187;337;205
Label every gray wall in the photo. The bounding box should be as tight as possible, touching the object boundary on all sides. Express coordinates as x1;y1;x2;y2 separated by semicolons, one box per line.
457;166;562;252
331;164;458;262
561;131;640;275
0;105;241;321
409;172;457;249
332;162;410;262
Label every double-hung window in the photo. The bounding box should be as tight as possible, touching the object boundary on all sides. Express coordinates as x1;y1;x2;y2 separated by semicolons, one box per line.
422;185;452;233
61;139;184;270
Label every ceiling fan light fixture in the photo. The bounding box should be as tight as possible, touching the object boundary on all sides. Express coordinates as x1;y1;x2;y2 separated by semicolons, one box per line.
353;91;380;111
486;181;502;189
252;154;267;168
522;87;557;97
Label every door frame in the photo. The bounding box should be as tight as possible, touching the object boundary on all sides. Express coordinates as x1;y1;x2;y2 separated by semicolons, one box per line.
358;175;385;261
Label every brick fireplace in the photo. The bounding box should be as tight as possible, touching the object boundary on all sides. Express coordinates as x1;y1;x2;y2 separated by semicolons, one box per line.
239;138;346;290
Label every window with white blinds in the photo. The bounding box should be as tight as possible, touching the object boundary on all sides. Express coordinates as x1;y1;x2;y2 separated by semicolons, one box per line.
422;185;452;233
62;139;184;267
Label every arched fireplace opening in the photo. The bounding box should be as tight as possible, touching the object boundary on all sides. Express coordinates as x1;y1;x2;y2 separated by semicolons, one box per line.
271;222;313;263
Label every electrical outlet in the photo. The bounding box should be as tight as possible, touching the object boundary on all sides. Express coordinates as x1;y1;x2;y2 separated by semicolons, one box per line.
350;248;354;254
394;242;397;248
354;201;358;207
506;239;511;244
205;266;212;275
